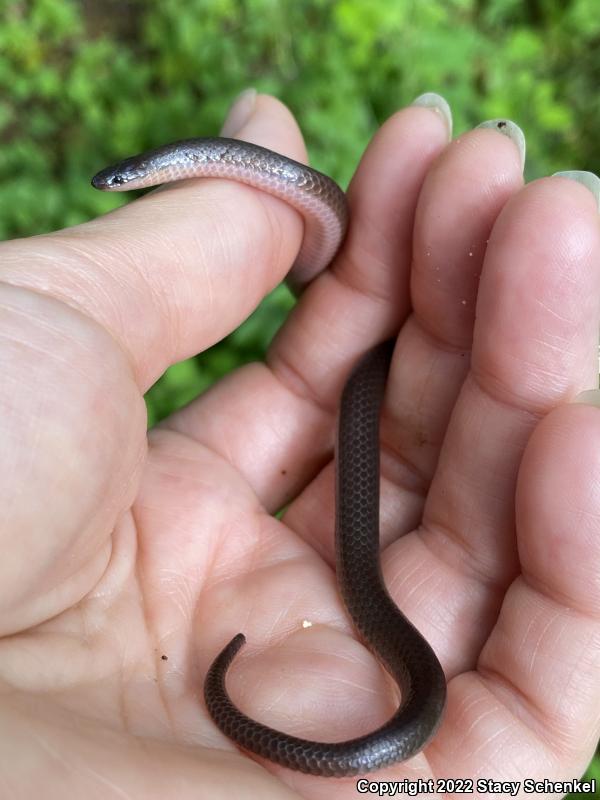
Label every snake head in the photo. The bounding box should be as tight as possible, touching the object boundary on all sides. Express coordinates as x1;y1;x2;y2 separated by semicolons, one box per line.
91;156;149;191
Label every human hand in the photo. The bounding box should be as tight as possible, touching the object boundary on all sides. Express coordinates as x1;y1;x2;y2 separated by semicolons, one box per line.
0;92;598;799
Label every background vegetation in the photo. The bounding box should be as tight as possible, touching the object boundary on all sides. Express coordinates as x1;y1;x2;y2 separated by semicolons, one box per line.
1;0;599;789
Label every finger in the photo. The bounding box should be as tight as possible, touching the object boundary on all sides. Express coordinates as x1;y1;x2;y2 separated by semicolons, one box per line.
381;125;524;537
431;402;600;778
421;176;600;672
167;101;451;518
0;93;309;390
279;122;523;559
273;101;452;405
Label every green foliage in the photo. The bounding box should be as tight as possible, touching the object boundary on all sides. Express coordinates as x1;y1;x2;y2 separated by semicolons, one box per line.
1;0;598;409
1;0;599;784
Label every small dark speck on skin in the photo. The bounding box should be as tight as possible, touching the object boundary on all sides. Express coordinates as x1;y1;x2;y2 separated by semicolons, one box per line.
161;655;168;661
281;469;287;476
496;120;507;129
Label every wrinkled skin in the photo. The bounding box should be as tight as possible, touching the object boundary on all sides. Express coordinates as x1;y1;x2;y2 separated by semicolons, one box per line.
0;93;599;800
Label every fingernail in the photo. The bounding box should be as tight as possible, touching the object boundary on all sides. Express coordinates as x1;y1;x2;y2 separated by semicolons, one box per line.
573;388;600;407
412;92;452;140
221;88;258;137
477;119;526;172
552;171;600;212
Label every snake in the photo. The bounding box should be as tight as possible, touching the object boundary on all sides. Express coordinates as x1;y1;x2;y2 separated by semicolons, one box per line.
92;137;447;777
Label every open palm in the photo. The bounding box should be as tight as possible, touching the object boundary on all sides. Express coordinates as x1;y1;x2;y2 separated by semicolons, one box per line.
1;94;599;799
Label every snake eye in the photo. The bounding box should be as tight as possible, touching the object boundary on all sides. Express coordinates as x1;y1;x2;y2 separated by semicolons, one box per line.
111;174;125;186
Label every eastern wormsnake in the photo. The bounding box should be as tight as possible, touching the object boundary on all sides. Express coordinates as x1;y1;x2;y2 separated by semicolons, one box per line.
92;137;447;777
